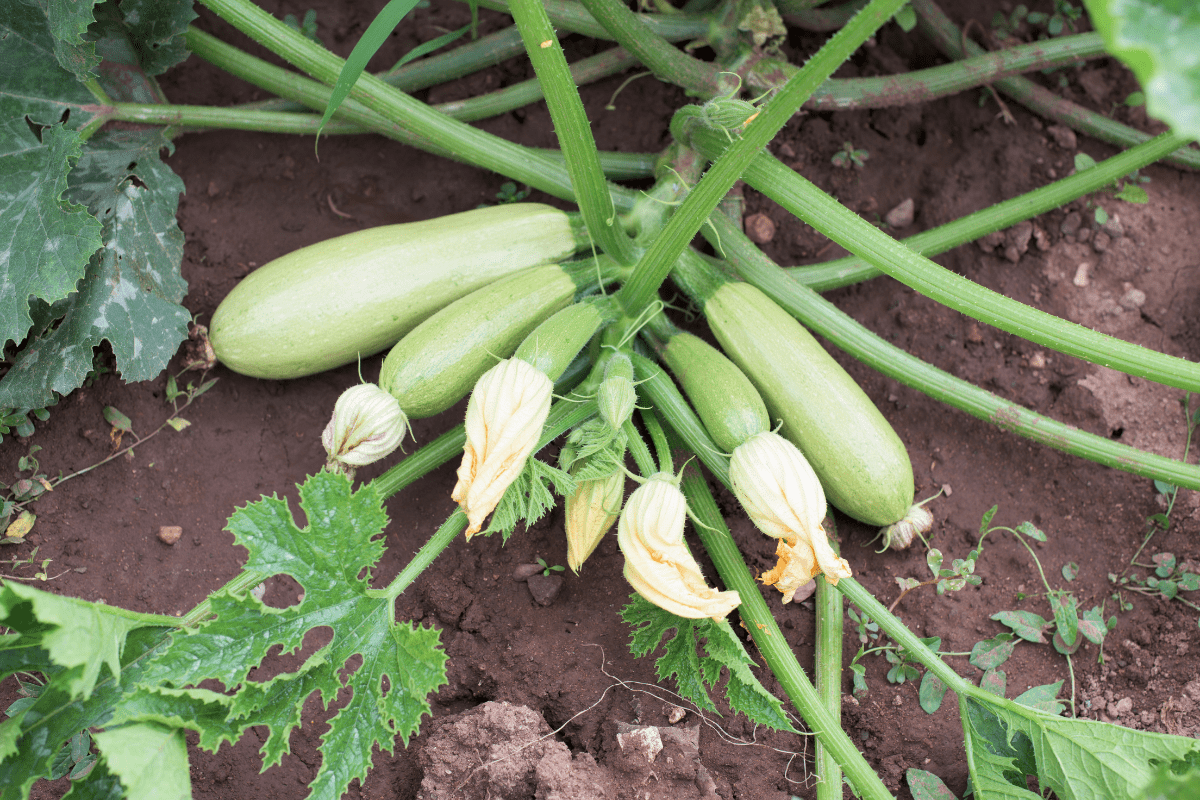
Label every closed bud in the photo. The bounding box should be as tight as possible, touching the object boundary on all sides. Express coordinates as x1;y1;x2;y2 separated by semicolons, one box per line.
730;432;850;599
617;474;741;620
322;384;408;474
564;469;625;573
452;358;552;537
598;374;636;430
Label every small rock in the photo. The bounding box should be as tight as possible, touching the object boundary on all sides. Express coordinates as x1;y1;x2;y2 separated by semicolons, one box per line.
1004;221;1034;263
512;563;543;581
1046;124;1078;150
1101;214;1125;239
775;141;796;159
1108;697;1133;718
667;706;687;724
1060;211;1083;237
885;197;915;228
1073;262;1092;287
1092;231;1111;253
1033;225;1051;251
976;230;1005;253
158;525;182;545
744;212;776;244
1076;227;1093;243
526;573;563;606
616;725;662;762
1119;287;1146;310
966;323;984;343
1029;352;1046;369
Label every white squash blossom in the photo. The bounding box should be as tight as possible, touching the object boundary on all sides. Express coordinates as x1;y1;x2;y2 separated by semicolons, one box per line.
322;383;409;474
730;432;851;601
452;358;552;537
617;473;741;620
564;469;624;573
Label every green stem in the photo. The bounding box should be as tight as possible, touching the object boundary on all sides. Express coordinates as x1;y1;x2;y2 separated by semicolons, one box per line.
640;407;673;474
179;569;268;628
507;0;637;264
815;525;844;800
680;472;894;800
192;2;638;210
911;0;1200;171
623;418;657;476
789;129;1190;291
685;124;1200;392
699;213;1200;488
615;0;906;317
778;0;869;31
374;512;469;601
754;32;1106;109
465;0;713;42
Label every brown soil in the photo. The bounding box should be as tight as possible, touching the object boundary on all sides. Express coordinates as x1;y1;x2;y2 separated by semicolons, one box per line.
5;1;1200;799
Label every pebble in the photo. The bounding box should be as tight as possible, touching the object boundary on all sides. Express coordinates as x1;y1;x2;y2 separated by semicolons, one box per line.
1119;287;1146;310
526;573;563;606
1076;227;1093;243
1047;124;1078;150
1060;211;1082;237
511;563;543;581
743;212;776;244
1073;262;1091;287
158;525;182;545
1092;231;1111;253
1101;214;1125;239
885;197;915;228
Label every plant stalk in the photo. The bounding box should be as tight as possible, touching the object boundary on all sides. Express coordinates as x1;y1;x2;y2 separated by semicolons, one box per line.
814;525;845;800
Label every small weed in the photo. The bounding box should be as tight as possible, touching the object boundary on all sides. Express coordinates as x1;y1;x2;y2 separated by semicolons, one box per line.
283;9;319;42
1112;553;1200;627
1073;153;1152;210
4;676;96;779
536;556;565;577
831;141;869;170
992;1;1082;39
495;182;532;204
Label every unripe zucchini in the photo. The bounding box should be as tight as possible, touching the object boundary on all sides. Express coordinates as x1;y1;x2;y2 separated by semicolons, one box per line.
210;203;582;380
643;314;768;454
381;262;591;419
515;300;615;382
704;282;914;527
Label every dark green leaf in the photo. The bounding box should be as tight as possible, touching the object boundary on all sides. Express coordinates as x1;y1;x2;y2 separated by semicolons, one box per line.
1159;580;1178;599
979;504;998;533
118;0;198;75
919;670;947;714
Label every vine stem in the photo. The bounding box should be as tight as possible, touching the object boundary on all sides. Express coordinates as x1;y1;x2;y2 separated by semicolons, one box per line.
613;0;908;318
814;524;845;800
683;122;1200;392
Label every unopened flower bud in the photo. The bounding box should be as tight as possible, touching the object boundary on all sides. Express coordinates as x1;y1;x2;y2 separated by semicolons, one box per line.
617;473;741;620
730;432;850;598
564;469;625;573
598;354;636;430
452;358;552;537
322;384;408;474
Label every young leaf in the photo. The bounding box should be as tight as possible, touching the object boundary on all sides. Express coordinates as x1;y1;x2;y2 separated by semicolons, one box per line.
103;406;132;433
979;504;998;533
482;457;574;540
1061;562;1079;582
1115;183;1150;203
1014;521;1046;542
970;633;1016;670
918;670;947;714
927;548;944;576
906;767;958;800
139;473;449;798
979;667;1007;698
992;610;1052;643
620;595;794;731
849;662;869;696
1049;593;1079;648
1013;681;1064;715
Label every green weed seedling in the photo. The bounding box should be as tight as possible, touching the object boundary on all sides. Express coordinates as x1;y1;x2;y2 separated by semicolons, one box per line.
992;1;1082;39
831;141;869;170
495;181;532;204
535;556;565;577
1114;553;1200;628
282;9;319;42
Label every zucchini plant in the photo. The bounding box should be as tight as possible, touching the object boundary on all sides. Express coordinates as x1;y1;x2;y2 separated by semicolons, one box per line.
3;0;1200;798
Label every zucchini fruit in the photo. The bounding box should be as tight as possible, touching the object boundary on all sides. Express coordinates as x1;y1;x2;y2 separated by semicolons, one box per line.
210;203;582;380
704;281;915;527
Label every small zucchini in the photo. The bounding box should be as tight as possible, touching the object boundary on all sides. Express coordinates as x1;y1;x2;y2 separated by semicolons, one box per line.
380;259;612;419
210;203;583;380
642;313;768;454
704;281;914;527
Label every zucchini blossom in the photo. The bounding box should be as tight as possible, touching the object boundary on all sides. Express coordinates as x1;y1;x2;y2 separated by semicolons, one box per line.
730;432;851;601
322;383;408;475
564;469;624;573
617;473;741;620
452;358;552;537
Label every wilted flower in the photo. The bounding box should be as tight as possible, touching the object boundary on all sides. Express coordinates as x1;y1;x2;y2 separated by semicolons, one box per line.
322;383;408;475
730;432;851;599
881;504;934;550
452;358;552;537
564;469;624;573
617;473;741;620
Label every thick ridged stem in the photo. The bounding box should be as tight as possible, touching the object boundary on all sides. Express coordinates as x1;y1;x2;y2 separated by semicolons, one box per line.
684;123;1200;392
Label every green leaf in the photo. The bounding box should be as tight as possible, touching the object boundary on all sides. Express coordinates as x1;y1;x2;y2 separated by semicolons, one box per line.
849;662;868;696
979;504;998;533
980;667;1007;697
906;767;958;799
1061;562;1079;581
992;610;1052;643
0;582;148;700
1115;183;1150;203
620;595;794;731
61;759;125;800
1013;681;1065;715
483;456;574;540
919;670;948;714
927;548;944;576
1014;521;1046;542
102;406;132;433
1049;594;1079;648
1142;753;1200;799
971;633;1017;670
0;129;190;408
106;686;241;754
141;473;449;798
1078;607;1108;645
1084;0;1200;140
318;0;423;139
93;722;189;800
33;0;103;80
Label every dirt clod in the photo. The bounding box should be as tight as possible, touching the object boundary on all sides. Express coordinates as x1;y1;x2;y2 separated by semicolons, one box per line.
157;525;182;545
